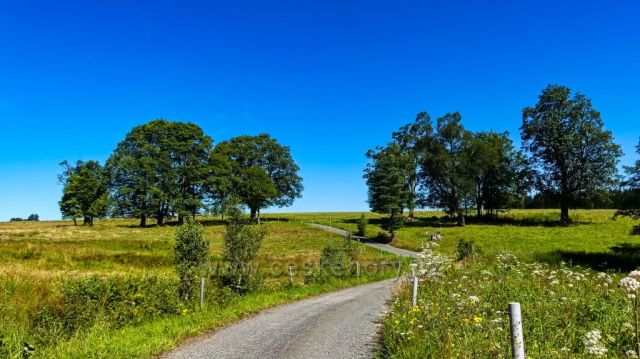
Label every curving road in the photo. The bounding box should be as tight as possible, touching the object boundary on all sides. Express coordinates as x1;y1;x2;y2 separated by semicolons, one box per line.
160;223;417;359
307;223;420;258
160;279;399;359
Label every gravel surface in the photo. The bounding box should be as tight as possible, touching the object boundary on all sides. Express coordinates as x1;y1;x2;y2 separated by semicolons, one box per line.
160;279;399;359
307;223;420;258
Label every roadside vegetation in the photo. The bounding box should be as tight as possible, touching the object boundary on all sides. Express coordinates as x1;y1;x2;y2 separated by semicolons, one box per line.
0;217;398;358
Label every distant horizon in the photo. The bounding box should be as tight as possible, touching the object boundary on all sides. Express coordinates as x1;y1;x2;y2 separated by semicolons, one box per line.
2;1;639;221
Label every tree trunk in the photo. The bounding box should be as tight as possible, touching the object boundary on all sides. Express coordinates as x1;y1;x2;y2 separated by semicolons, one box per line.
250;207;258;224
408;208;415;221
457;212;466;227
157;213;164;226
139;215;147;227
83;217;88;226
178;215;184;225
257;209;261;225
73;218;77;226
560;199;570;225
476;202;483;218
88;217;93;226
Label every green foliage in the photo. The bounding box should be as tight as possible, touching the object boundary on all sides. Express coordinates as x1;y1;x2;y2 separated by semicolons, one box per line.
356;214;368;236
616;138;640;220
382;257;633;358
420;113;474;226
32;275;179;345
58;160;109;226
26;214;39;221
521;84;623;223
213;134;303;221
106;120;213;226
364;143;410;235
455;238;478;260
222;207;266;291
466;132;531;216
391;112;433;219
174;222;210;300
319;242;351;279
382;212;404;239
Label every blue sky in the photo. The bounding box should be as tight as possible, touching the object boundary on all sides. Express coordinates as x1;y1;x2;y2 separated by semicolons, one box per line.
1;0;639;220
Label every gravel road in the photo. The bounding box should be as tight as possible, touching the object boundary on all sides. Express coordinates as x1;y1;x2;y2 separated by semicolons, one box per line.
160;279;399;359
307;223;420;258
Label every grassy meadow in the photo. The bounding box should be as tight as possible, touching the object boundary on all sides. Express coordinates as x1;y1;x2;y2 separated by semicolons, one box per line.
294;209;640;270
0;217;398;358
3;209;640;358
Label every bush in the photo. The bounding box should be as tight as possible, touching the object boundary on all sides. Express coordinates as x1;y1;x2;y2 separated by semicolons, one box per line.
356;214;368;236
222;207;266;292
455;238;478;260
319;242;351;278
32;275;179;344
174;222;210;300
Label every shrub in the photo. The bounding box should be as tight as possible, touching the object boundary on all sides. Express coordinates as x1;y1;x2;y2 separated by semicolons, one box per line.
174;222;210;300
319;242;351;278
356;214;368;236
455;238;478;260
222;206;266;292
32;275;179;345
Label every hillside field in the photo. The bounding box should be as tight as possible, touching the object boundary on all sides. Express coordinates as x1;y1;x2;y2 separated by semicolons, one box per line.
0;217;398;358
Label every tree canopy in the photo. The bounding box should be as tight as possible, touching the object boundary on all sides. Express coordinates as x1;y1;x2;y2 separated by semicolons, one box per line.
521;84;623;223
58;160;109;225
213;134;303;223
106;120;213;226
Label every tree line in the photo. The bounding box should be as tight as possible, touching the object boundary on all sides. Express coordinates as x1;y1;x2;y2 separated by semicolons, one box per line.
364;84;639;235
59;120;303;226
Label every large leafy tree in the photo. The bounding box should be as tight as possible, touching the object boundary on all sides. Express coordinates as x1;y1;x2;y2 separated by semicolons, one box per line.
616;138;640;219
364;143;410;238
466;131;531;216
391;112;432;220
420;113;474;226
521;85;622;224
58;160;109;226
213;134;303;223
106;120;213;226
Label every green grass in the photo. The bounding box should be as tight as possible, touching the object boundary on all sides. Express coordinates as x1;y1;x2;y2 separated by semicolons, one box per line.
380;254;638;358
0;217;398;358
287;209;640;270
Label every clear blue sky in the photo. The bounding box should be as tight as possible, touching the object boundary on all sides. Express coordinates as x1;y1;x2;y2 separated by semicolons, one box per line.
1;0;639;220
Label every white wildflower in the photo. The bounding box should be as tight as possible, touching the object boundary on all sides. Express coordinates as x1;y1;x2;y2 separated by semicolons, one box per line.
583;330;607;357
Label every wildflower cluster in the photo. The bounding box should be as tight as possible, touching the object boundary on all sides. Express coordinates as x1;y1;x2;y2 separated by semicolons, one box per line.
583;330;608;357
382;253;637;358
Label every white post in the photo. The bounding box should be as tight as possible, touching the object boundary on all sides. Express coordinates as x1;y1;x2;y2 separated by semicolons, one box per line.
509;302;525;359
356;262;360;278
288;266;293;286
200;277;205;311
410;263;418;307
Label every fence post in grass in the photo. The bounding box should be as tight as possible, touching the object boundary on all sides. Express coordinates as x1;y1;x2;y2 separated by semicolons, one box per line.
199;277;205;311
410;263;418;307
288;265;293;286
356;261;360;278
508;302;525;359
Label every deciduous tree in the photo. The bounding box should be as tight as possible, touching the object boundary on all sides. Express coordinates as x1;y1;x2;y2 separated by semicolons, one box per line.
521;85;622;224
106;120;212;226
420;113;474;226
213;134;303;223
58;160;109;226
